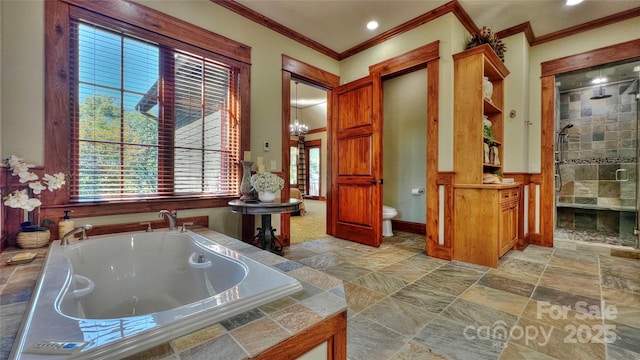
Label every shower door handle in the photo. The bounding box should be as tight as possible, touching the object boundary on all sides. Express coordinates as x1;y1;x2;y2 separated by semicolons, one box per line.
615;169;628;182
554;174;561;191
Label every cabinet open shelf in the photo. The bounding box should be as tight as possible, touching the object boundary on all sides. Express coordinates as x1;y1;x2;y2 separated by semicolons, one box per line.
484;99;502;114
483;137;501;145
452;44;519;268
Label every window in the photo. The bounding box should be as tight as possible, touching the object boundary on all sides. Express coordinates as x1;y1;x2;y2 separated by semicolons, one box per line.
71;21;239;202
290;144;298;186
45;0;250;211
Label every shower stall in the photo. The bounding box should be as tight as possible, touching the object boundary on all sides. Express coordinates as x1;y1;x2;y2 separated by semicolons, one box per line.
554;59;639;248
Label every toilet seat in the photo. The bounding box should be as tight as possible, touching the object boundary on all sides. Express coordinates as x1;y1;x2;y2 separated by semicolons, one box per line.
383;206;397;217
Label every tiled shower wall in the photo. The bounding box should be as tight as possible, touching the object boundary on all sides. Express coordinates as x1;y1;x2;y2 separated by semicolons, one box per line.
556;79;638;241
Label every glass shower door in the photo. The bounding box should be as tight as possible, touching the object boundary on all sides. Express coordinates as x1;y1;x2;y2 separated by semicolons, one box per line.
554;60;640;248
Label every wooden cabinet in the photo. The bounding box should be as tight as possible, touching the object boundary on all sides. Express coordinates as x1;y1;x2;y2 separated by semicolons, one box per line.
498;188;519;257
452;44;508;183
453;185;520;268
451;45;519;268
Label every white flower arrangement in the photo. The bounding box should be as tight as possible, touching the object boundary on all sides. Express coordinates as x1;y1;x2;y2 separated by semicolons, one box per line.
250;171;284;193
3;155;66;211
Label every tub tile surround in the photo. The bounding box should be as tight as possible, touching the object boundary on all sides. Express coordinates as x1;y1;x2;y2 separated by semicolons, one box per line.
0;229;347;360
3;231;640;359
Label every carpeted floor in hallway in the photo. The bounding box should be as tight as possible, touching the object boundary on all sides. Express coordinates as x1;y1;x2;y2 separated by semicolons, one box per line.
290;199;326;245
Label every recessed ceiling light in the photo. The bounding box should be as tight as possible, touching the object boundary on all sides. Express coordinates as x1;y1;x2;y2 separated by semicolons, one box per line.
566;0;583;5
366;21;378;30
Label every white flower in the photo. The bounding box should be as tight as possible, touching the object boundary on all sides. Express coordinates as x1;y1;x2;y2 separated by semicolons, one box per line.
250;172;284;193
3;155;66;211
8;155;34;176
43;173;66;191
3;189;40;211
29;181;47;195
18;171;38;183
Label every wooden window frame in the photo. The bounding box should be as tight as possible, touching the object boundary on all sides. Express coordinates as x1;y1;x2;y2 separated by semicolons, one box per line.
304;139;322;199
44;0;251;219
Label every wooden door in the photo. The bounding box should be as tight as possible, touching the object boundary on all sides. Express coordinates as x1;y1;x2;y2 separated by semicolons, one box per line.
330;75;382;247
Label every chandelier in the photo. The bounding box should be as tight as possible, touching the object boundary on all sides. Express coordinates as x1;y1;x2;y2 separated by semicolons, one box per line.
290;81;308;136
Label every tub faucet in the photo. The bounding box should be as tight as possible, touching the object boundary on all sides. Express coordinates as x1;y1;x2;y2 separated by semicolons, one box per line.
62;224;93;245
159;209;178;230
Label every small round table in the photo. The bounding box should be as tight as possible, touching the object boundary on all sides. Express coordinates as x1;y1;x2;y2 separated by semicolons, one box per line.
228;198;302;255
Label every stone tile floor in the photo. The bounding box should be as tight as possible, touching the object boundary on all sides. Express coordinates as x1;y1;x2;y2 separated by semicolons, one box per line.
1;233;639;360
284;232;640;360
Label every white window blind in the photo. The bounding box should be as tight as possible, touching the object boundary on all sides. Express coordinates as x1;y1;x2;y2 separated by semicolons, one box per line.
69;20;240;202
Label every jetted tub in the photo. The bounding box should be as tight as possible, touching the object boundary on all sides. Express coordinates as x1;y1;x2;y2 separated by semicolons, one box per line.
10;230;302;359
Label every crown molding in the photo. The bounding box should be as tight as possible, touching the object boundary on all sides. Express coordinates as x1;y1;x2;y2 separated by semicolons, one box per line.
339;1;473;60
211;0;639;61
496;22;535;45
531;6;640;46
210;0;340;60
496;7;639;46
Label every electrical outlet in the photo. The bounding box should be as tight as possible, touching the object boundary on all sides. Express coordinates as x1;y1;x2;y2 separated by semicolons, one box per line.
270;160;277;170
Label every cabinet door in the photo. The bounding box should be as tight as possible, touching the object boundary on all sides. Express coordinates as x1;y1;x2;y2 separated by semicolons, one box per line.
499;201;518;257
498;203;511;257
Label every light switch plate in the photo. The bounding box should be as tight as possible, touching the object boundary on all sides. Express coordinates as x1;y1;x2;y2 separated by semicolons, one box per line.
270;160;277;170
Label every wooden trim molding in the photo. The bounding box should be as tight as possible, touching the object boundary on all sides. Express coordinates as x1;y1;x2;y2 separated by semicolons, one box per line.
281;55;339;245
306;127;327;135
211;0;340;60
391;220;426;235
282;55;340;88
428;172;454;260
369;41;440;77
540;76;557;248
541;38;640;77
342;1;472;60
254;311;347;360
365;44;441;258
533;7;640;46
43;0;252;236
212;0;637;62
80;216;209;238
496;22;535;45
65;0;251;64
494;8;639;46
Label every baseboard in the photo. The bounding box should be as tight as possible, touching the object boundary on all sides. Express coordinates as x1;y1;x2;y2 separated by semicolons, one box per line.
391;219;425;235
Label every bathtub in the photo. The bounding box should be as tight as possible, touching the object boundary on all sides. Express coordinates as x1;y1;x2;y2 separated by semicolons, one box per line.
10;230;302;359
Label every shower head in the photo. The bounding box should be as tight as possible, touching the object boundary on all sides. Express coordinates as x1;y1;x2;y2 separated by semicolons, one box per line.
590;86;612;100
559;123;574;135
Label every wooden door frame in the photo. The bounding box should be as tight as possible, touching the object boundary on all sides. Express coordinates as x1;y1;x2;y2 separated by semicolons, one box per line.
367;41;442;255
539;39;640;247
281;55;339;246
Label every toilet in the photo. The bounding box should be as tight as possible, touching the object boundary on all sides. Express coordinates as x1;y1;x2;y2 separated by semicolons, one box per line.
382;206;398;237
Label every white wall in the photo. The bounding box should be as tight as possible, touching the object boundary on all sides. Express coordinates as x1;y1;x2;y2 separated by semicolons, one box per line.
383;69;427;223
1;0;45;163
502;33;531;172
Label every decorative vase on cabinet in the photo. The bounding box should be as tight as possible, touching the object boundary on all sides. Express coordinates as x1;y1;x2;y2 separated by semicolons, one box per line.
483;76;493;102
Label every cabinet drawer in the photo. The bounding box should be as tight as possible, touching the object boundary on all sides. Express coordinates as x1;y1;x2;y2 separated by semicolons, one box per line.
499;189;519;203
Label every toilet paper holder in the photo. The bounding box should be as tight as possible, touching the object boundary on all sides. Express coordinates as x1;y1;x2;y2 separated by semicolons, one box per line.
411;187;425;196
